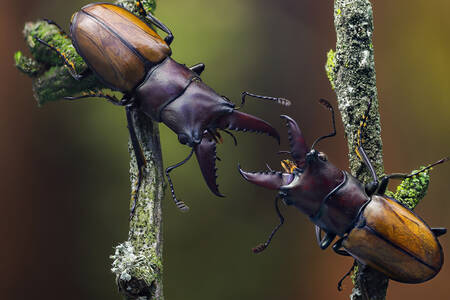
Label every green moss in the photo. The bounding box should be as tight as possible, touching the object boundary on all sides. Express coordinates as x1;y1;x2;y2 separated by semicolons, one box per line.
325;49;336;90
14;51;42;76
385;167;430;210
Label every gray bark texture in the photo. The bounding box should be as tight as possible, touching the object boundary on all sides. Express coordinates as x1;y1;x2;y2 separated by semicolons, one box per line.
15;0;165;299
326;0;388;299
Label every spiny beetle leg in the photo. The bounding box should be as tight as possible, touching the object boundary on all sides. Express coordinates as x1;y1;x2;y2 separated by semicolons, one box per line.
280;115;309;167
217;110;280;144
43;18;71;39
252;197;285;253
194;131;223;197
64;91;131;106
33;35;84;81
337;261;357;291
189;63;205;76
126;107;147;219
165;149;194;212
135;0;173;45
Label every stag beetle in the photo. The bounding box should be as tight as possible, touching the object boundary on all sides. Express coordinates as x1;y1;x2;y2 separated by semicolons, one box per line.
35;1;289;214
239;99;447;287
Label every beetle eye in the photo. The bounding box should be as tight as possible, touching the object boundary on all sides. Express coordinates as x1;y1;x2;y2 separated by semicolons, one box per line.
318;152;328;161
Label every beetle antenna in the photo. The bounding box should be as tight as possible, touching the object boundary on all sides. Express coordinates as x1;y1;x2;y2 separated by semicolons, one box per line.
252;197;285;253
237;92;291;110
165;148;195;212
311;99;336;150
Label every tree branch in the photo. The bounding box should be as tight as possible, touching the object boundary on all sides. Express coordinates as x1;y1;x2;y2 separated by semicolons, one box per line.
327;0;387;299
15;0;165;299
326;1;434;299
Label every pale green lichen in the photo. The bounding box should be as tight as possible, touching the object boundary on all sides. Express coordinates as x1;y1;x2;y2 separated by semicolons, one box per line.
325;49;336;89
111;241;162;285
385;167;430;210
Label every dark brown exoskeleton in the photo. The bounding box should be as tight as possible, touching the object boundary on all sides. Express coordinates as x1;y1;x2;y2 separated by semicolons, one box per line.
239;99;448;288
35;2;289;213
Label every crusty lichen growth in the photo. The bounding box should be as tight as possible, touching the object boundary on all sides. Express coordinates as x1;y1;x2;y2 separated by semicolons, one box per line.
385;168;430;210
15;1;166;299
327;1;387;299
330;0;383;184
325;49;336;90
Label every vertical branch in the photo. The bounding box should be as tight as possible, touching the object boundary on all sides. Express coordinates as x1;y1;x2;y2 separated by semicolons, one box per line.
326;0;388;299
15;0;165;299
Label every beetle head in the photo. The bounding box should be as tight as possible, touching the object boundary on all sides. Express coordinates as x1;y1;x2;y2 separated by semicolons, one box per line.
239;99;343;215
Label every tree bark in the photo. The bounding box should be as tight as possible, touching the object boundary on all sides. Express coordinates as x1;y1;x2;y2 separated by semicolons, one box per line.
15;0;165;299
326;1;433;299
327;0;388;299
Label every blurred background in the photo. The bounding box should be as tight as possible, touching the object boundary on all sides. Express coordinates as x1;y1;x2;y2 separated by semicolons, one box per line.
2;0;449;299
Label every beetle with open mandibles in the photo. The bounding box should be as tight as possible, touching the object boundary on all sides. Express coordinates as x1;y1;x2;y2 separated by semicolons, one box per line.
34;1;290;214
239;98;447;287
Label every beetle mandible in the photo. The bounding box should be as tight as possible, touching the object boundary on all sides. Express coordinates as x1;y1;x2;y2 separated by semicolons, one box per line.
35;1;289;214
238;98;447;287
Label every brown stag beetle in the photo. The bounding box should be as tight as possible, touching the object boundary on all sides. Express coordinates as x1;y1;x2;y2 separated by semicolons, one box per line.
34;1;290;214
239;98;448;288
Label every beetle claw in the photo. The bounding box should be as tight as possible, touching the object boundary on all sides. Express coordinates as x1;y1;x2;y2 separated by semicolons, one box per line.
280;115;309;167
238;165;294;190
194;131;224;197
218;111;280;144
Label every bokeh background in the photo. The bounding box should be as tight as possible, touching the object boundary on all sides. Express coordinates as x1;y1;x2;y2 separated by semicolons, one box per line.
2;0;449;299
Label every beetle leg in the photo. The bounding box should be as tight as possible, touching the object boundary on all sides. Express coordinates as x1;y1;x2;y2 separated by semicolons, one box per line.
64;91;131;106
135;0;174;45
354;99;379;195
194;131;223;197
332;238;351;256
217;110;280;144
431;227;447;237
125;106;148;219
189;63;205;76
237;92;291;110
33;35;85;81
165;149;195;211
221;129;238;146
378;157;449;195
315;225;336;250
43;18;71;39
337;261;357;291
252;197;285;253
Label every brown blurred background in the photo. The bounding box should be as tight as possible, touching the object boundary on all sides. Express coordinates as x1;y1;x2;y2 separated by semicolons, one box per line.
2;0;449;299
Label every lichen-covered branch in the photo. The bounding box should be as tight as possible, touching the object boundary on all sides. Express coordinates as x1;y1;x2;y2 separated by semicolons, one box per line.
325;1;434;299
326;0;387;299
15;0;165;299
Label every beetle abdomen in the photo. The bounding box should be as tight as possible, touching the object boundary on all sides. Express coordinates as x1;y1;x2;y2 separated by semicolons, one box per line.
343;195;443;283
70;3;171;92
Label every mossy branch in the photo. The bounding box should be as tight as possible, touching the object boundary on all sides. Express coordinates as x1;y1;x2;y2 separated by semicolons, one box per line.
325;0;433;299
15;0;164;299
